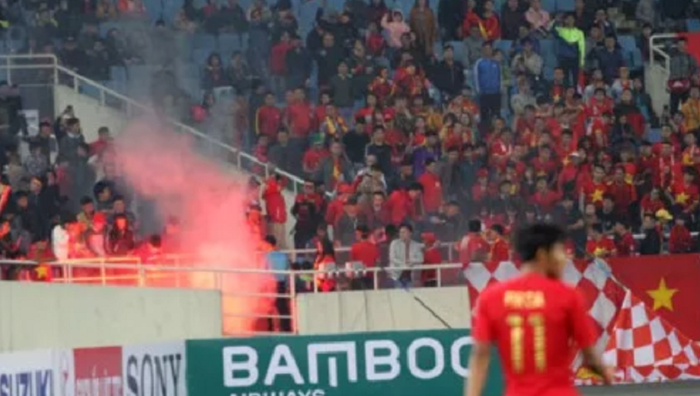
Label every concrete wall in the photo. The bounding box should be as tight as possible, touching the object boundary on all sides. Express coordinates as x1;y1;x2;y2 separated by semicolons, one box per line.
53;85;130;144
296;287;471;334
0;282;222;352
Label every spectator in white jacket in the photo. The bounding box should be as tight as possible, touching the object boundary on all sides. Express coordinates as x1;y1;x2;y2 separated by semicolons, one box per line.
388;223;424;288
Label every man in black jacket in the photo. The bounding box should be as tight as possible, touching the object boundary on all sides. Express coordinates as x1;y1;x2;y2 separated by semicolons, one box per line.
429;44;465;102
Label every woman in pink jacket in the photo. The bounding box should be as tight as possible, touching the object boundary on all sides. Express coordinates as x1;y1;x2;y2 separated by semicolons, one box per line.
381;9;410;49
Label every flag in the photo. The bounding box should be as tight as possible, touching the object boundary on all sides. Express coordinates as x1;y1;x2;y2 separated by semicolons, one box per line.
602;290;700;383
465;259;625;350
608;254;700;341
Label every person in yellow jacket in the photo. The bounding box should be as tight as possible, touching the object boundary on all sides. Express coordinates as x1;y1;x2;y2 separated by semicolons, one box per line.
550;13;585;87
681;86;700;133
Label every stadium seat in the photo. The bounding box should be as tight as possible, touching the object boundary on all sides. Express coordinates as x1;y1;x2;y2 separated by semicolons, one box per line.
449;41;466;64
218;33;243;54
193;48;213;67
541;0;556;12
79;83;102;101
557;0;575;11
687;19;700;32
192;33;217;51
618;35;637;52
495;40;512;57
110;66;127;82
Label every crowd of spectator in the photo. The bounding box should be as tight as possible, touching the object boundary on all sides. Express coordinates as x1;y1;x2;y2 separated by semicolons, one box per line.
2;0;700;287
236;0;700;287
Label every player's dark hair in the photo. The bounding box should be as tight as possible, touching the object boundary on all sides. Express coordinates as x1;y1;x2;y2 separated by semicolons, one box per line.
514;223;567;262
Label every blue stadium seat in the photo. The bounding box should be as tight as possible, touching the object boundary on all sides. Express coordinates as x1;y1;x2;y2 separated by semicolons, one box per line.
495;40;512;56
629;48;643;70
539;39;555;57
192;33;217;50
193;48;213;67
99;22;121;36
556;0;575;12
110;66;127;82
618;35;637;52
541;0;556;12
449;41;466;64
687;19;700;32
218;33;243;53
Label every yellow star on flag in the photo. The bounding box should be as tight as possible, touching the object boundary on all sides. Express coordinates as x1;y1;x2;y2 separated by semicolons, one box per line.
676;192;689;205
593;247;607;257
563;156;570;166
647;278;678;311
624;174;633;184
35;265;48;279
591;189;604;202
576;367;602;381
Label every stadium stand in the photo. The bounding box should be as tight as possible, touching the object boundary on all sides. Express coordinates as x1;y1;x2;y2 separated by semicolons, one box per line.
0;0;699;289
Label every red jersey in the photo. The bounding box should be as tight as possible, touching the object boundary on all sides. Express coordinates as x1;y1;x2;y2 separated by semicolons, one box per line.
255;105;282;139
615;232;636;257
490;238;510;262
458;232;489;266
586;237;617;258
473;273;596;396
421;246;443;283
418;172;442;213
350;240;380;268
286;102;314;138
529;190;561;214
581;180;608;207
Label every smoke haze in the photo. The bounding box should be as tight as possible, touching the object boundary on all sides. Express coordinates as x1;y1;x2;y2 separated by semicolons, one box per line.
115;119;275;334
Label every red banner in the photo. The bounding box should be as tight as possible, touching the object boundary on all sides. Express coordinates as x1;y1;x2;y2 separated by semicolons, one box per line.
73;346;123;396
607;254;700;341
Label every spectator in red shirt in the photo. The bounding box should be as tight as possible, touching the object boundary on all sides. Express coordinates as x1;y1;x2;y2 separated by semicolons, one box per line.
302;134;329;177
418;158;442;214
254;93;282;141
387;183;424;225
585;223;617;258
457;219;489;267
262;175;288;249
613;220;636;257
529;176;560;215
350;225;381;289
487;224;510;262
270;31;293;96
668;215;693;254
420;232;443;287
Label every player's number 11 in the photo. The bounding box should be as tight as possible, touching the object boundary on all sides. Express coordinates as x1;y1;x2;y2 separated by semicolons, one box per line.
506;313;547;373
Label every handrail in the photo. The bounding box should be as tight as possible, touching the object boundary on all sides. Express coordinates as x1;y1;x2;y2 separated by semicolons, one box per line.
0;54;309;195
649;33;678;72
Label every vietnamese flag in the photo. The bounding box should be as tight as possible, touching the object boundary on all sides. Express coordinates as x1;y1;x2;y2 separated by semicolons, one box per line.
608;255;700;340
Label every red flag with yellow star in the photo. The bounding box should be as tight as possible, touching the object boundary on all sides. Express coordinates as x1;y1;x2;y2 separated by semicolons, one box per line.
608;255;700;340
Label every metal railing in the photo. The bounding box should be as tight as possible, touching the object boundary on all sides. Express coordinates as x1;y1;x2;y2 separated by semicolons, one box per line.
0;54;310;195
1;258;465;335
647;33;678;114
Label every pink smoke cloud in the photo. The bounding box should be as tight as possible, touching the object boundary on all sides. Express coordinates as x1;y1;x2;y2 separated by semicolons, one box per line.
115;120;276;334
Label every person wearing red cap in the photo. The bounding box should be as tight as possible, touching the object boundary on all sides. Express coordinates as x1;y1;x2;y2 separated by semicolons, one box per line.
420;232;442;287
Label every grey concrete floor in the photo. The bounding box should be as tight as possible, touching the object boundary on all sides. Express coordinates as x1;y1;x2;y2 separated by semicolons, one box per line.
579;381;700;395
